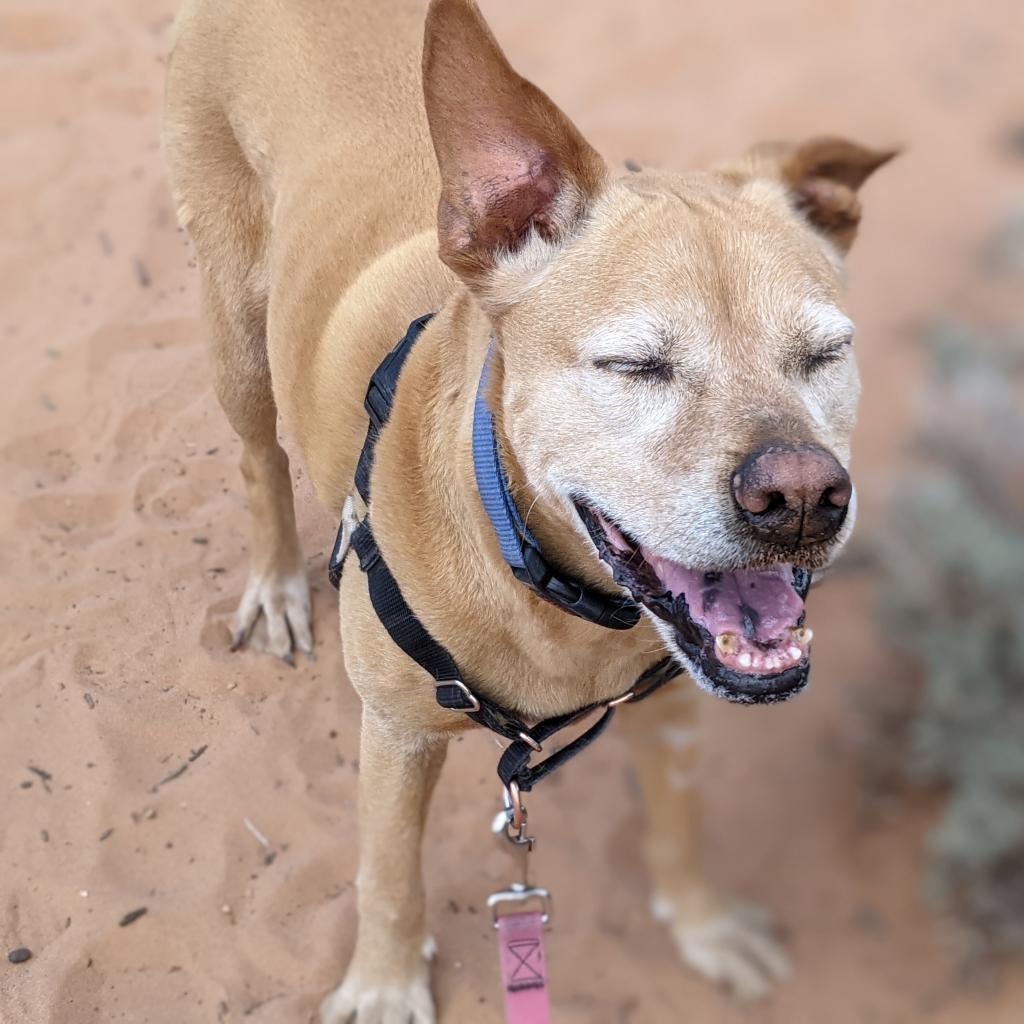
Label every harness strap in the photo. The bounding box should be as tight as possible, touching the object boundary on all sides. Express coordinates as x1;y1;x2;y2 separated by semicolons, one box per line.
329;313;434;590
495;655;679;791
329;314;684;792
355;313;435;507
352;523;462;686
351;513;678;791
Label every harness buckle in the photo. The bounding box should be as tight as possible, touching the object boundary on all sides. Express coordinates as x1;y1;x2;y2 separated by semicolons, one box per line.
487;882;552;928
513;547;640;631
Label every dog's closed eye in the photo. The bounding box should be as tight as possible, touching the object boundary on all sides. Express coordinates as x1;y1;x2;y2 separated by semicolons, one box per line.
799;337;852;376
594;355;676;384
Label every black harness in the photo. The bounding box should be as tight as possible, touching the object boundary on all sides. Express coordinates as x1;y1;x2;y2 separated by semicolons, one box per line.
329;315;681;793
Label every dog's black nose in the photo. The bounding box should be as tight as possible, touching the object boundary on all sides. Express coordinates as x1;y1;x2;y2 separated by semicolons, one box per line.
732;443;851;546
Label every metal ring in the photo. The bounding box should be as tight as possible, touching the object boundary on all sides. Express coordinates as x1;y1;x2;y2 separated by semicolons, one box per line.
448;679;481;714
607;690;634;707
487;883;552;928
505;780;525;832
517;731;542;752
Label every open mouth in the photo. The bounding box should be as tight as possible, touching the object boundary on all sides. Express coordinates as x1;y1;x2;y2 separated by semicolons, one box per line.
576;502;814;704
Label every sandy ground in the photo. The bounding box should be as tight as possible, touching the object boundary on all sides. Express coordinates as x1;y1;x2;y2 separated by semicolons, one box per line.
2;1;1023;1022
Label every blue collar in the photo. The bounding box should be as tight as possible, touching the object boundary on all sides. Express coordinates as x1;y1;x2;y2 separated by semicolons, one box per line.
471;344;640;630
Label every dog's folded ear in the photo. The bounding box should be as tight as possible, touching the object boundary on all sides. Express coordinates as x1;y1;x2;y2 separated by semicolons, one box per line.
723;137;898;253
422;0;607;294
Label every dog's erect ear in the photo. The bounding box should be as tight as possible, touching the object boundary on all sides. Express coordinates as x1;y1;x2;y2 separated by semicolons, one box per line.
422;0;607;288
726;137;897;253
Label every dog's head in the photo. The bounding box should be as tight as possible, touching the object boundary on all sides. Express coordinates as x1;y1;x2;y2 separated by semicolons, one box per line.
423;0;895;703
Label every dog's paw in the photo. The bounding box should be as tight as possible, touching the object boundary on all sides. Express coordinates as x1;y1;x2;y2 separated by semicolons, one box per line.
654;897;790;1001
230;568;313;664
319;971;435;1024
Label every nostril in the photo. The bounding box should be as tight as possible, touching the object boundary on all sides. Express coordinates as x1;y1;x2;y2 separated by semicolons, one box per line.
760;490;787;516
820;480;852;509
738;487;787;516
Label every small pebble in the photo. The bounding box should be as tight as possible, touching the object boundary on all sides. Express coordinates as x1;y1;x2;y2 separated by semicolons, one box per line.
8;948;32;964
119;907;148;928
132;257;151;288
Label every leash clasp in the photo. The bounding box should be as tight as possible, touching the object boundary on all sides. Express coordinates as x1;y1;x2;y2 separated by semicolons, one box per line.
494;780;534;849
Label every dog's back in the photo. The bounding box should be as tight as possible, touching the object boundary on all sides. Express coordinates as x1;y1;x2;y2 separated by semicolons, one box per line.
164;0;448;499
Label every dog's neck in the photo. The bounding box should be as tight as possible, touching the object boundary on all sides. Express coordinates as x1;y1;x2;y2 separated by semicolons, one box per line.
471;337;640;631
371;294;663;720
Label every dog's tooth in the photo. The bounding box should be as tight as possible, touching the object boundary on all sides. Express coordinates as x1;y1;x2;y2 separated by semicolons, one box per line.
788;645;803;660
738;652;752;669
790;626;814;646
715;633;739;657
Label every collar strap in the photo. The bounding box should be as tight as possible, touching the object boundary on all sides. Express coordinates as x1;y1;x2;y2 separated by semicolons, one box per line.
471;345;640;630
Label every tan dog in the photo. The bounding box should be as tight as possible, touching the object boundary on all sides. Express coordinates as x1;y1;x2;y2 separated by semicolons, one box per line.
163;0;892;1019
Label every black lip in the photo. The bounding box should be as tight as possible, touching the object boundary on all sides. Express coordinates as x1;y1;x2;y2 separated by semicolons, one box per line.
575;500;813;704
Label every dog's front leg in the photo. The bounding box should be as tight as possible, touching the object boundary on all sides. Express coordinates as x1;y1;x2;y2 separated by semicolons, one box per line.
623;685;790;1001
321;707;447;1024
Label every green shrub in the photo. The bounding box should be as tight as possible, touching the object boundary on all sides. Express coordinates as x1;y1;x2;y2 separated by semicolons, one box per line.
882;309;1024;954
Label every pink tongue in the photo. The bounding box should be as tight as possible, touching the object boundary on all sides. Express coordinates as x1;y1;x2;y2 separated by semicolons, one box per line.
644;555;804;643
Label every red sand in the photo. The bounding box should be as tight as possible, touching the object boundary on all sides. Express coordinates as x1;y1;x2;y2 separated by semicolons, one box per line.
3;1;1023;1021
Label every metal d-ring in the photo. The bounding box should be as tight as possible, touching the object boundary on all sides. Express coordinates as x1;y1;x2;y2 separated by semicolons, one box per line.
505;780;525;832
448;679;481;714
518;730;542;752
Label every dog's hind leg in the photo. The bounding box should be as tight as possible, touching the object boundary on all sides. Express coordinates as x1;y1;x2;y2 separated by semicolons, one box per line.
167;103;312;663
622;684;790;1000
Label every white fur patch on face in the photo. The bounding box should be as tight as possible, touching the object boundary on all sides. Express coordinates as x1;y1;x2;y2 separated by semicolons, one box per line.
576;308;696;439
797;299;857;436
582;304;714;376
800;299;854;347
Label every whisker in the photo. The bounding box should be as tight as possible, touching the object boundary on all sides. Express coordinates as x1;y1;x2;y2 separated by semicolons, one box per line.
522;492;543;532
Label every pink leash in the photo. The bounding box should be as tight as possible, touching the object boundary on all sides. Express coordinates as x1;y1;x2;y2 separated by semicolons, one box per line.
490;784;553;1024
496;910;551;1024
